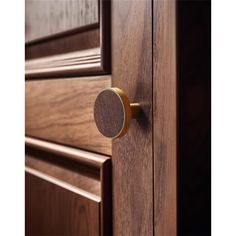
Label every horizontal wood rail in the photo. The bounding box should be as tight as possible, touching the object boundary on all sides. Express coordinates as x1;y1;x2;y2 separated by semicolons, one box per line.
25;48;102;78
25;136;110;170
25;166;101;202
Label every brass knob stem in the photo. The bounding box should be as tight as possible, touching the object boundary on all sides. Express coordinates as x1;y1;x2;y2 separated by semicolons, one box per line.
130;103;141;119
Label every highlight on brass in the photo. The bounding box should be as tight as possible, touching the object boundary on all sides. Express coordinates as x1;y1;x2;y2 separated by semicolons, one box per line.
94;88;141;139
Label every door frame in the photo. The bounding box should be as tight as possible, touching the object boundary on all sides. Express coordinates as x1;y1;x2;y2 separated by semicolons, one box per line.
111;0;177;235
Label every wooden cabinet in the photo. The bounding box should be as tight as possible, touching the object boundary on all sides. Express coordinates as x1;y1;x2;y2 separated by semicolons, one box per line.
25;76;111;155
25;0;98;42
25;0;110;78
25;0;211;235
25;137;111;235
26;172;100;235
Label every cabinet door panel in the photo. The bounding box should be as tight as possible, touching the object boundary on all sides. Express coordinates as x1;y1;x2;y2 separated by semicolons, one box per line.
25;137;112;235
25;76;111;156
25;0;99;42
25;0;110;78
25;170;100;236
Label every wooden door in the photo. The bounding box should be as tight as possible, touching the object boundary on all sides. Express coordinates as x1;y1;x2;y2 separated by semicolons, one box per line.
25;0;210;235
25;0;112;235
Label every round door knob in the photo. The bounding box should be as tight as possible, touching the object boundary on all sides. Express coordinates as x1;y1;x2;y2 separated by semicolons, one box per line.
94;87;141;139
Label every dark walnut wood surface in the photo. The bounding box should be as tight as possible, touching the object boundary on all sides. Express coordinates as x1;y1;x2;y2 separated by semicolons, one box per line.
25;0;98;42
25;76;111;156
26;27;100;60
111;0;153;235
25;137;112;235
25;0;111;78
25;171;100;236
26;152;101;197
25;1;113;235
153;0;177;235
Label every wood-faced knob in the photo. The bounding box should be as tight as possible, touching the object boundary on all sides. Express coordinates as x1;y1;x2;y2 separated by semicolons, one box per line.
94;88;141;139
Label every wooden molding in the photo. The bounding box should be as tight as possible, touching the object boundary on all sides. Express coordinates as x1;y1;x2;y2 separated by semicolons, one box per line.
25;171;100;235
26;26;100;59
25;48;102;78
26;150;101;197
25;166;101;202
25;136;112;235
25;0;110;78
25;136;109;170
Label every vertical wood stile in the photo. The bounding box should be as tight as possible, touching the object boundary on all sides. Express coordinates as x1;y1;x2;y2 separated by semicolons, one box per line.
111;0;153;235
153;0;177;235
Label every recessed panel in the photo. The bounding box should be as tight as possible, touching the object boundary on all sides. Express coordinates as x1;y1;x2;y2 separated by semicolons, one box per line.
25;0;99;42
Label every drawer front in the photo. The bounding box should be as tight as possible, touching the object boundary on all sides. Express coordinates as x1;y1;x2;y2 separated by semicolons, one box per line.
25;171;100;235
25;76;111;156
25;137;111;235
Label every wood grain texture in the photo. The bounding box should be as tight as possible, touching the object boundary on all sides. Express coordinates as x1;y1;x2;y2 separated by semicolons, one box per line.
111;0;153;235
25;76;111;156
153;0;177;235
94;89;125;138
25;0;98;42
25;0;111;78
25;136;109;169
26;151;101;197
26;27;100;60
25;170;100;236
25;136;112;235
25;47;102;79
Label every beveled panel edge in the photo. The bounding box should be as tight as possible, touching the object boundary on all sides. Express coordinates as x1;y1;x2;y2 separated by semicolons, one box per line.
26;27;100;59
25;0;99;44
25;0;111;78
25;136;110;170
25;47;103;79
25;151;101;197
26;23;99;46
100;154;112;235
100;0;111;74
25;166;101;202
